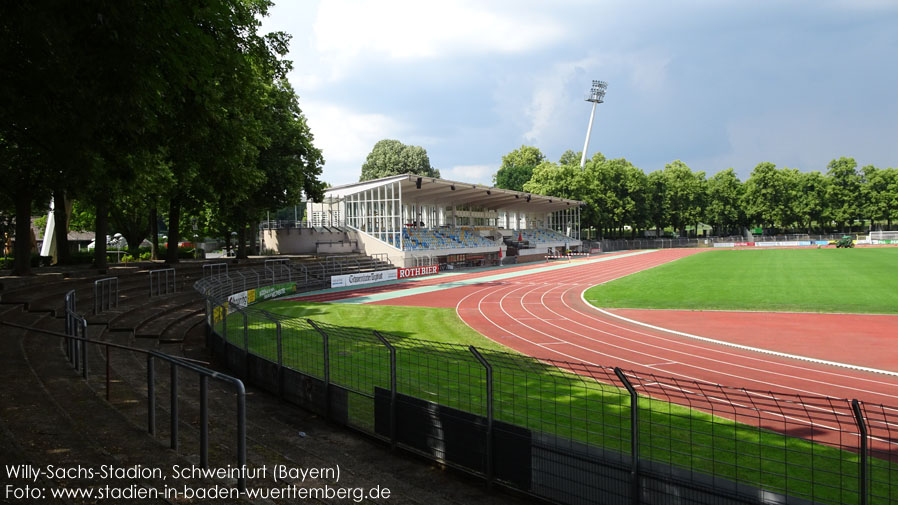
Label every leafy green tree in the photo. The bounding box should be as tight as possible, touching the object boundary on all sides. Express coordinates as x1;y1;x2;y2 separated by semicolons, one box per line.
742;162;783;230
864;166;898;229
645;170;668;235
582;157;647;237
825;157;861;232
493;145;545;191
109;155;174;258
662;161;706;236
558;149;582;167
705;168;744;236
360;140;439;182
523;161;582;199
159;0;291;264
796;171;829;233
778;168;803;230
222;79;325;258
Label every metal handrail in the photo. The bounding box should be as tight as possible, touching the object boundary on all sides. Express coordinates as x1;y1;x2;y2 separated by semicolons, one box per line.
0;313;247;492
148;268;176;297
94;277;119;314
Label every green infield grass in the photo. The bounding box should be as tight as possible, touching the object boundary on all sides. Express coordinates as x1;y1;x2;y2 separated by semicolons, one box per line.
584;248;898;314
216;299;897;504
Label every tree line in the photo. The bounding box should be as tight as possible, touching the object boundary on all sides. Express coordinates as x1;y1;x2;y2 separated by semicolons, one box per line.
1;0;325;275
494;146;897;239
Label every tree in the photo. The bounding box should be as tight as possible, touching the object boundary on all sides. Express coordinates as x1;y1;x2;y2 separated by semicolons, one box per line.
865;167;898;229
222;78;325;258
645;170;668;235
523;161;582;200
360;140;439;182
558;149;582;167
662;161;706;236
742;162;783;230
778;168;803;230
493;145;545;191
158;0;291;264
705;168;744;236
826;157;861;232
109;154;174;258
796;171;829;233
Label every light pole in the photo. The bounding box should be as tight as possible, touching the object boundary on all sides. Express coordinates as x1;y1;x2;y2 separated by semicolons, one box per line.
580;80;607;168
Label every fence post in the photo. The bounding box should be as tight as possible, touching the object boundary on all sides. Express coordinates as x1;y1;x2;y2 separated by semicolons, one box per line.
275;319;282;398
80;319;88;379
373;331;397;451
242;311;249;352
170;364;179;451
851;399;868;505
308;320;330;420
236;381;247;493
615;367;640;505
200;375;208;468
147;355;155;436
469;346;493;488
222;303;228;343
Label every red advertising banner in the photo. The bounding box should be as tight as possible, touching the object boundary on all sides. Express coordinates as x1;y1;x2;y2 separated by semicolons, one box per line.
397;265;440;279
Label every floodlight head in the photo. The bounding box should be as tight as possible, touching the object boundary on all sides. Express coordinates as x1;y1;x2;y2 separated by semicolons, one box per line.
586;80;607;103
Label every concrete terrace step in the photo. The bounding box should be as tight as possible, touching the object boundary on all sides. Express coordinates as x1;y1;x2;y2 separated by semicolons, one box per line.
159;311;205;343
136;305;203;340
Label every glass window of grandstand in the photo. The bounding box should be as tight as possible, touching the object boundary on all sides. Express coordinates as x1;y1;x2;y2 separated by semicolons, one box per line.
547;207;581;240
344;181;401;248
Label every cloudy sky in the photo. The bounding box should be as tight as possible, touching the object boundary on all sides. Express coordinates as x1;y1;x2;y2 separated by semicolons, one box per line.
260;0;898;187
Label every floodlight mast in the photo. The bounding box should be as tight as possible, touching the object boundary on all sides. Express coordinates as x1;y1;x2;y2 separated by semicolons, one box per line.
579;80;607;168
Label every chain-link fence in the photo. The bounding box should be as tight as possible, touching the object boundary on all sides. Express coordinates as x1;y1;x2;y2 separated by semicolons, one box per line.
583;234;861;253
196;267;898;505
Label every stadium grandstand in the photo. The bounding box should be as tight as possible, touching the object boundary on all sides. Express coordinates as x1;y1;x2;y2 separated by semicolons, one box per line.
296;174;584;267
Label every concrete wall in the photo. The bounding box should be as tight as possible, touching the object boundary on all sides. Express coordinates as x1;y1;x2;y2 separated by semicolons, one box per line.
261;228;358;255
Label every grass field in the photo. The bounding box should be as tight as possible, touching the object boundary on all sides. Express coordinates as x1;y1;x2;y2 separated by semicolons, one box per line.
584;248;898;314
221;299;897;504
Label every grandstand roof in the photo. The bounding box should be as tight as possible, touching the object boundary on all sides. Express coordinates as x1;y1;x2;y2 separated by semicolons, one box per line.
325;174;584;213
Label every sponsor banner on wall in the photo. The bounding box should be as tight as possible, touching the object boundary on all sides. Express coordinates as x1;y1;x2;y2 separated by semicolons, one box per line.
814;241;830;245
713;243;735;248
734;242;754;247
397;265;440;279
257;282;296;301
798;241;812;246
226;282;296;313
331;269;398;288
228;290;251;310
756;241;800;247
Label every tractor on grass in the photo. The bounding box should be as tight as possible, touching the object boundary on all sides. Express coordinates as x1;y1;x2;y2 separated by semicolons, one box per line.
835;235;855;248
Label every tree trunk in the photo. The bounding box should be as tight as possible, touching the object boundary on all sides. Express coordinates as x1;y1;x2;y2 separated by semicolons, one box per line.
248;223;257;255
94;198;109;272
53;188;70;265
236;225;247;259
12;189;33;276
150;204;159;260
166;198;180;264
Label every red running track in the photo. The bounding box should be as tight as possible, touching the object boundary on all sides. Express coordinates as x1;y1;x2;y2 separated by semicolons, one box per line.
365;248;898;406
296;248;898;452
365;248;898;453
